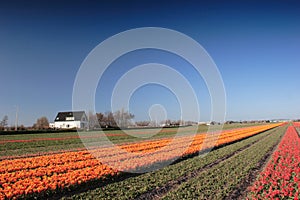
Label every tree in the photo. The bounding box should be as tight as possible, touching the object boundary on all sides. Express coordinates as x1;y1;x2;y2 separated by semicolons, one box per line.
113;109;134;128
136;121;150;127
34;116;49;130
164;119;172;126
106;111;116;127
171;120;181;126
96;112;105;127
95;110;134;128
0;115;8;127
19;125;26;131
88;111;99;129
95;111;116;128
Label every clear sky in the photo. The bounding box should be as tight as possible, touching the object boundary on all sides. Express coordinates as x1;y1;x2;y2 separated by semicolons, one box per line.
1;0;300;126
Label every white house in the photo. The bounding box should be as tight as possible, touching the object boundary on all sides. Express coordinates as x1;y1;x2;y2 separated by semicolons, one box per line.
52;111;88;129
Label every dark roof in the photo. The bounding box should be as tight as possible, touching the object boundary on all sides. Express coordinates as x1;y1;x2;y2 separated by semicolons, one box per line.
54;111;87;122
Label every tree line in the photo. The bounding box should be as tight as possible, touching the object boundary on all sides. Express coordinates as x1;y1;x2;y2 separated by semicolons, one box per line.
88;110;135;129
88;111;195;129
0;110;196;131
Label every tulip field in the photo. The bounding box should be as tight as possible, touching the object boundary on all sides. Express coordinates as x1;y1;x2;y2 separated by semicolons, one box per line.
247;125;300;199
1;122;299;199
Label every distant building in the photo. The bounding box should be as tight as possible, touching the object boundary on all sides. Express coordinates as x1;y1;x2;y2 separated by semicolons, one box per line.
51;111;88;129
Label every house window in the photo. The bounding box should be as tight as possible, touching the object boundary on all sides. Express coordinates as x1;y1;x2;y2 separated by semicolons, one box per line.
66;117;75;121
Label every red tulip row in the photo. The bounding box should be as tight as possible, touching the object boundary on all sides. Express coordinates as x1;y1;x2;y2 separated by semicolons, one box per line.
293;122;300;127
247;126;300;199
0;123;282;199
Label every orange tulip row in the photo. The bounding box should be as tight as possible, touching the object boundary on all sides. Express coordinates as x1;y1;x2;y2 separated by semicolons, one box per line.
0;123;282;199
0;125;275;173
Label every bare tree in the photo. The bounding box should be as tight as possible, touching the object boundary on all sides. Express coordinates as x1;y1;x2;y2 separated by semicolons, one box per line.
88;111;99;129
164;119;172;126
96;110;134;128
171;120;181;126
113;109;134;128
95;111;116;128
96;112;105;127
34;116;49;130
136;121;150;127
0;115;8;127
106;111;116;127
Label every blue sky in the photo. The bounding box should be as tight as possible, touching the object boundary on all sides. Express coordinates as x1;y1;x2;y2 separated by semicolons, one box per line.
1;0;300;126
